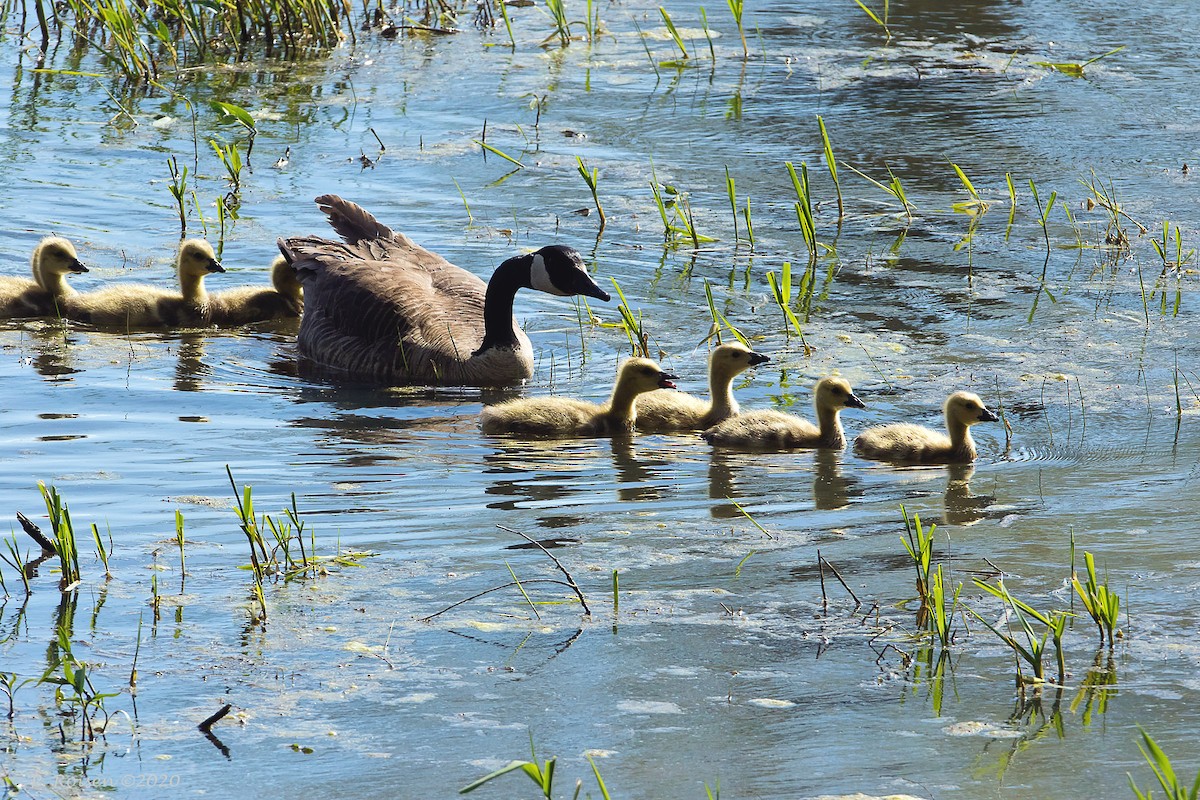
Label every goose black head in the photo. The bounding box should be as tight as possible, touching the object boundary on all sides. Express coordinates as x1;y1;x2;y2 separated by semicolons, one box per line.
528;245;610;302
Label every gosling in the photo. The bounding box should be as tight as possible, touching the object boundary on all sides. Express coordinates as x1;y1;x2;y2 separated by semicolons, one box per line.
208;256;304;326
480;357;677;437
702;377;866;449
64;239;224;327
854;391;998;465
0;237;88;319
634;343;770;432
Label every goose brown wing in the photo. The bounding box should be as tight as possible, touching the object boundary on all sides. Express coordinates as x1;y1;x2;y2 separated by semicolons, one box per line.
286;237;489;380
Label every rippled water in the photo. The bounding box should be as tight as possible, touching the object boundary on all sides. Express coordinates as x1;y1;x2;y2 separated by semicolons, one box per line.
2;1;1200;797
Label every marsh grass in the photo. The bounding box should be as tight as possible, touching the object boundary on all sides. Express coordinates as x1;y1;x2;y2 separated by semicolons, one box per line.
816;116;843;219
1149;221;1194;316
725;166;739;242
786;161;819;262
765;261;811;349
899;506;934;608
852;0;890;41
43;625;119;741
575;156;606;230
949;162;989;215
1035;45;1125;77
1027;178;1058;322
843;161;913;223
461;734;613;798
649;180;713;248
1128;728;1200;800
658;7;690;63
1072;551;1120;646
703;279;749;346
971;579;1069;688
542;0;572;47
39;482;82;590
473;138;525;169
609;278;650;356
726;0;747;58
167;155;189;235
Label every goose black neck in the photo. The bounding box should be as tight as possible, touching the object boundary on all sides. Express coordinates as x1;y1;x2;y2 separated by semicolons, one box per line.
478;255;532;352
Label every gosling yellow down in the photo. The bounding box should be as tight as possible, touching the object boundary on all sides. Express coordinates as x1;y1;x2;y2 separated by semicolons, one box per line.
208;256;303;326
854;391;998;464
635;343;770;432
0;237;89;319
480;358;678;437
702;377;866;449
65;239;225;328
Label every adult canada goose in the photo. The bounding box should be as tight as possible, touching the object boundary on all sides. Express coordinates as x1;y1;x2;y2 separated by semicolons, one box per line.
0;237;88;319
854;391;998;464
64;239;224;328
635;343;770;432
278;194;611;386
702;377;866;449
207;256;303;326
480;357;677;436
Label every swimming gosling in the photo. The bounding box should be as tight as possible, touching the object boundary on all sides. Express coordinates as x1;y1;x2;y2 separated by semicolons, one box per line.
64;239;224;328
635;343;770;432
0;237;88;319
480;357;677;437
854;391;998;464
702;377;866;449
207;256;303;326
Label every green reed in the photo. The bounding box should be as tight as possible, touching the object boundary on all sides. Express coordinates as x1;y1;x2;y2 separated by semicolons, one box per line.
698;6;716;60
1128;727;1200;800
544;0;571;47
167;155;189;235
649;180;714;248
816;116;843;219
950;162;988;214
632;19;661;79
1026;178;1058;322
609;278;649;356
725;166;739;242
844;161;913;223
927;564;961;649
1072;551;1120;647
91;523;112;580
460;734;558;797
575;156;606;230
971;579;1069;688
899;505;935;605
473;139;525;168
766;261;804;339
1150;221;1195;316
785;161;818;262
1035;45;1125;77
44;625;119;741
853;0;890;41
659;7;689;61
497;0;516;47
1;536;30;596
39;482;81;589
704;279;749;346
726;0;747;58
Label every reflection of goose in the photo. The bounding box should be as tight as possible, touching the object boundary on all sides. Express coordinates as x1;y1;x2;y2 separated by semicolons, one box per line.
0;237;88;319
635;343;769;432
942;464;994;526
480;358;677;436
855;391;997;465
812;448;859;510
278;195;610;386
208;256;303;325
65;239;224;327
702;377;865;449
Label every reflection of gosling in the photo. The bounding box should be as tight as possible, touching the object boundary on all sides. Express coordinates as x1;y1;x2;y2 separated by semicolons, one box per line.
855;391;998;464
481;358;677;437
636;343;770;432
208;256;304;325
702;377;866;449
0;237;89;319
65;239;224;327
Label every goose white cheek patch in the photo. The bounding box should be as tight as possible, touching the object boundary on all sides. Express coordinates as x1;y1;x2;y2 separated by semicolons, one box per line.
530;253;570;296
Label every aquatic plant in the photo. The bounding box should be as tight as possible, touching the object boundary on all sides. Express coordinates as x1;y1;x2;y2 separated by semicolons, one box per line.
899;506;935;609
648;180;714;248
950;162;989;215
816;116;843;219
725;166;739;242
1150;221;1195;316
543;0;572;47
703;279;749;346
0;536;31;596
659;7;690;63
451;178;474;223
971;579;1069;688
1072;551;1120;647
765;261;809;347
1128;727;1200;800
743;196;755;249
843;161;913;223
726;0;747;58
91;522;113;580
167;155;190;236
43;625;119;741
461;735;613;798
785;161;819;263
575;156;606;230
609;278;649;357
1035;45;1125;77
39;482;82;590
852;0;891;41
1027;178;1058;322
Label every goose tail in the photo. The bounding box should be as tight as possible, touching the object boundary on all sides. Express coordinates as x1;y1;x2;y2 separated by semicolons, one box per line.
315;194;396;244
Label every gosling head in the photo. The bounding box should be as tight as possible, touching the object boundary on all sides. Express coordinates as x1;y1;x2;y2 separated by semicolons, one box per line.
525;244;610;302
815;377;866;412
619;357;678;393
710;343;770;379
270;255;304;301
944;391;998;426
177;239;225;277
34;236;89;277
